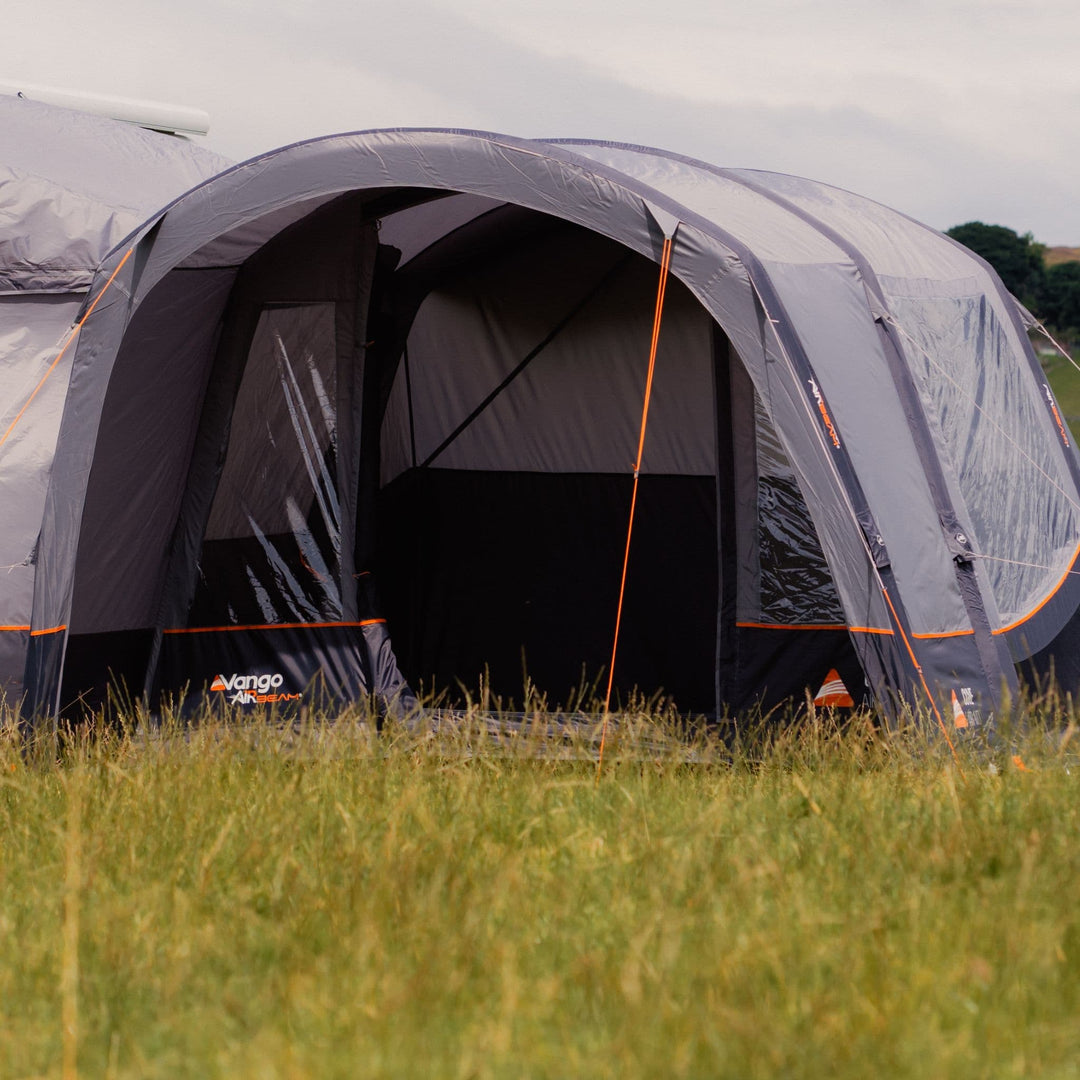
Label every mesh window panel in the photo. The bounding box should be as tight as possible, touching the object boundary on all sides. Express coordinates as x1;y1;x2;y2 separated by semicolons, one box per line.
752;392;845;625
887;289;1079;624
188;303;342;626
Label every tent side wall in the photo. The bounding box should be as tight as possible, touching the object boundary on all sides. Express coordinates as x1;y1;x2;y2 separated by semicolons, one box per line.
732;168;1080;661
0;94;230;709
561;143;1044;720
0;295;83;704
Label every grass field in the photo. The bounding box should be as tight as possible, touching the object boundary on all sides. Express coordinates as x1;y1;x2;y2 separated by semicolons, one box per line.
1;706;1078;1079
3;338;1079;1079
1042;345;1080;441
1044;247;1080;269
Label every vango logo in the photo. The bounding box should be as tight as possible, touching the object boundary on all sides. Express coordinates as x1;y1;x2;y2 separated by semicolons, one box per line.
210;671;302;705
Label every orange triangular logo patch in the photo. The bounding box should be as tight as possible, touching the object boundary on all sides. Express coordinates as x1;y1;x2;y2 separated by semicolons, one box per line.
951;690;969;729
210;675;227;692
813;669;854;708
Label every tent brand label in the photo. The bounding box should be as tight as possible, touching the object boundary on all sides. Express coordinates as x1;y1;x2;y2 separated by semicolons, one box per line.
808;378;841;448
209;671;302;705
951;685;982;729
1043;383;1070;447
813;668;854;708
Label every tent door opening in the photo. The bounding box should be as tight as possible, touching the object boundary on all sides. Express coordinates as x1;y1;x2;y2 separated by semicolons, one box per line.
369;218;722;713
368;208;861;715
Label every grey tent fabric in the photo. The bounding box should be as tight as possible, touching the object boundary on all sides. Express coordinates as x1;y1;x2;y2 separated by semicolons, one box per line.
0;94;229;706
8;127;1080;729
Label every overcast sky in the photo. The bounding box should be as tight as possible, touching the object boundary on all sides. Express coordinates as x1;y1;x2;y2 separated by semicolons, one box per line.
3;0;1078;241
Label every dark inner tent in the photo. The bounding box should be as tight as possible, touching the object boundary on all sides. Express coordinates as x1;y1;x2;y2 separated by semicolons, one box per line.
30;131;1080;729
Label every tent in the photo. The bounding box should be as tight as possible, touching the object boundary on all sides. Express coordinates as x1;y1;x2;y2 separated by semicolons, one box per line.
8;128;1080;730
0;94;229;711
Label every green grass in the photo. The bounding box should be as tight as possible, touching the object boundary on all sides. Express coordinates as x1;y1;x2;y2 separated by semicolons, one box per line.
1040;342;1080;441
1;706;1079;1078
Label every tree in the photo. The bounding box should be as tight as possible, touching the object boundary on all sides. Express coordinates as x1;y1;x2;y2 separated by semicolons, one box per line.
945;221;1046;307
1042;261;1080;334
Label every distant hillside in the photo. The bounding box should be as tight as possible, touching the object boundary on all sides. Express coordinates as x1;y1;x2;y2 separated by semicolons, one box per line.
1046;246;1080;266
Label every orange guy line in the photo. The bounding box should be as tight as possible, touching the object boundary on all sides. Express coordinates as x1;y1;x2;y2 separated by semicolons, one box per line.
0;248;134;452
597;234;674;779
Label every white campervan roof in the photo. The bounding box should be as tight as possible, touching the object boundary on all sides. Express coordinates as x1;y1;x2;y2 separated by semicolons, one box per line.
0;79;209;135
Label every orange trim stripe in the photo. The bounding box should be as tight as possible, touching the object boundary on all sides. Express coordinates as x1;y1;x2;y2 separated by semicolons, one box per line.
30;625;67;637
0;248;134;452
739;536;1080;643
162;619;386;635
736;620;893;635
